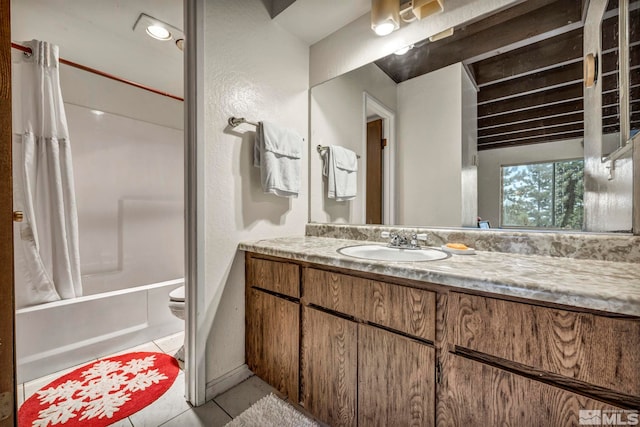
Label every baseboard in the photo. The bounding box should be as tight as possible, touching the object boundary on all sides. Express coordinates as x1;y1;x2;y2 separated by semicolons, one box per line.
205;364;253;401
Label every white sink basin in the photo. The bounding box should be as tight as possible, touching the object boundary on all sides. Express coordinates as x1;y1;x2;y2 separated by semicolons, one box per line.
338;244;449;262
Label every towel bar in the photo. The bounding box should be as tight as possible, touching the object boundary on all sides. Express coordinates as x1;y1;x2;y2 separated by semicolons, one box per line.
317;145;360;159
228;116;259;128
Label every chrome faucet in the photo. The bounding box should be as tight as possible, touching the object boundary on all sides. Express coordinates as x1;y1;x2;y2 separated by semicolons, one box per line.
381;231;428;250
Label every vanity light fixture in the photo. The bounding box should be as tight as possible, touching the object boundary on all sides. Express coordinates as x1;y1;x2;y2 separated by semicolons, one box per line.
584;52;598;88
371;0;400;36
372;0;445;36
412;0;444;20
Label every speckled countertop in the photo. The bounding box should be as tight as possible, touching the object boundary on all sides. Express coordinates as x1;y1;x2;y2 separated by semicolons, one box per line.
239;236;640;317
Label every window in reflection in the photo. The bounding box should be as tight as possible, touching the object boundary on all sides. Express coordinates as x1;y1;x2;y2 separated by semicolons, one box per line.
501;160;584;230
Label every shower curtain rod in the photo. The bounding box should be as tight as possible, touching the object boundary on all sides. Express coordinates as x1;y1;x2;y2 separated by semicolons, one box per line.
11;42;184;102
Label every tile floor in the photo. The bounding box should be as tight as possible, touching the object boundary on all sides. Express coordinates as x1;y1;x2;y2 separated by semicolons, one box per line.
17;331;281;427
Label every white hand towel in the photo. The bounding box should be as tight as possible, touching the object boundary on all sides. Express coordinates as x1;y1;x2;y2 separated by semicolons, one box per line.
326;145;357;201
253;121;303;198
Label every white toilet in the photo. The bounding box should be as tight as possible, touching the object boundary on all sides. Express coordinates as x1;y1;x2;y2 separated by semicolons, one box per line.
168;285;185;361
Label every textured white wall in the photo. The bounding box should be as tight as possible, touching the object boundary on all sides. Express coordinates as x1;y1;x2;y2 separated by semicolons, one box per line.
202;0;309;383
460;68;478;227
11;0;184;97
477;138;584;228
309;0;521;86
310;63;397;224
397;63;463;226
583;0;633;232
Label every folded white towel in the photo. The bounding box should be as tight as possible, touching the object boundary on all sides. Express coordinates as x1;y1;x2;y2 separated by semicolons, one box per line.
322;145;357;201
254;121;303;198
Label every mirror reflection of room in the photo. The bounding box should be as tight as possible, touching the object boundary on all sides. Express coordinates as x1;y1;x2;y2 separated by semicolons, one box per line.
309;0;638;233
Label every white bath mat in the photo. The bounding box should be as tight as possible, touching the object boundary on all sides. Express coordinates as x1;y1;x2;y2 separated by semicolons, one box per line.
225;393;320;427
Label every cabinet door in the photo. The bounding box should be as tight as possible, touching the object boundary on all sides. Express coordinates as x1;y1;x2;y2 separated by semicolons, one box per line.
246;288;299;401
438;354;626;427
301;306;357;427
358;324;435;427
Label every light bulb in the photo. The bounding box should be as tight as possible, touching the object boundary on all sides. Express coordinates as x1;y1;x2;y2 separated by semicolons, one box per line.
374;22;396;36
146;25;171;40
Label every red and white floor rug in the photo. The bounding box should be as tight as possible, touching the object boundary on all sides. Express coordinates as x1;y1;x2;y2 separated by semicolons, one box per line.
19;352;179;427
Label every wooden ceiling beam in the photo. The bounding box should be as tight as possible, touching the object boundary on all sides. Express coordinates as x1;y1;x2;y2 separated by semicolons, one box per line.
477;62;582;104
478;100;583;129
478;83;583;118
375;0;582;83
602;86;640;107
478;130;584;151
602;5;639;51
472;28;583;87
478;122;584;144
602;99;639;115
478;112;584;138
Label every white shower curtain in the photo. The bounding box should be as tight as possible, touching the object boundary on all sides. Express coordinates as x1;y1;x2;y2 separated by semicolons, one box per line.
12;40;82;307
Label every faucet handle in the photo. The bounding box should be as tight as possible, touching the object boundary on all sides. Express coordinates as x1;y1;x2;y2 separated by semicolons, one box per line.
381;231;391;238
415;233;428;241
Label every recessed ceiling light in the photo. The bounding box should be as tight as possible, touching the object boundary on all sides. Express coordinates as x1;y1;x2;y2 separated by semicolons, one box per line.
146;25;171;41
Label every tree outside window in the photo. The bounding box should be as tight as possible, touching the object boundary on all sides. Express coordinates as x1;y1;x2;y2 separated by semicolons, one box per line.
501;159;584;230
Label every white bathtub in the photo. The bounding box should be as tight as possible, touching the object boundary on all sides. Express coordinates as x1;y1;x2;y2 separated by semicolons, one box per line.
15;278;184;383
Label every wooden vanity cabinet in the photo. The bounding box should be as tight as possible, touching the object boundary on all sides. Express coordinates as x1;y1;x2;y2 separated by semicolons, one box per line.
438;354;623;427
301;268;436;427
358;323;435;426
245;255;300;401
441;292;639;424
245;252;639;426
300;306;358;427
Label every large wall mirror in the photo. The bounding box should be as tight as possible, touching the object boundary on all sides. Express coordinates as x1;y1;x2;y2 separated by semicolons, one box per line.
309;0;637;233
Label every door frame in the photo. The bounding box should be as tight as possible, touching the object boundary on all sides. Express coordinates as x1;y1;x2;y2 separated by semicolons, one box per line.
184;0;207;406
3;0;208;411
362;92;396;225
1;0;16;424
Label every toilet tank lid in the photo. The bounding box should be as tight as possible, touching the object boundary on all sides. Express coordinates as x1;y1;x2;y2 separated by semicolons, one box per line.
169;286;185;302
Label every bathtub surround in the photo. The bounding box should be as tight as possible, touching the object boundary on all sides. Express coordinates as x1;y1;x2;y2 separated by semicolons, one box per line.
15;279;184;383
12;50;185;382
305;223;640;264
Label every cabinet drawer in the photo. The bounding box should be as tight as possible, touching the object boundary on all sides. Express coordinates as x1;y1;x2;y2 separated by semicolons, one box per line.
303;268;435;341
451;292;640;397
248;257;299;298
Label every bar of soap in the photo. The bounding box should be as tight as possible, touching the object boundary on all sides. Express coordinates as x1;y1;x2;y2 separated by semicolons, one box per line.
446;243;469;250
